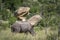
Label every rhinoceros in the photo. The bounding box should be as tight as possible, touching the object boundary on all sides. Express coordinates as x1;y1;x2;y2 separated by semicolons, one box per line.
11;21;35;35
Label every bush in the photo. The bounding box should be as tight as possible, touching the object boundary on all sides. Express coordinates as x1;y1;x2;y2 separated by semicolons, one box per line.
0;22;9;30
8;16;17;25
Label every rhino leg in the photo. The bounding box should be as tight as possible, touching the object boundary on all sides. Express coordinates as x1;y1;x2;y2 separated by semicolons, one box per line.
29;28;35;36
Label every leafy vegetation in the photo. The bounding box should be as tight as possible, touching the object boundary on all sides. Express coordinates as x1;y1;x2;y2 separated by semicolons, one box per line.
0;0;59;40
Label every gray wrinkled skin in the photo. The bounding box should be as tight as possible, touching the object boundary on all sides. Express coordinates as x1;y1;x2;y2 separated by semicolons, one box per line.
11;21;35;35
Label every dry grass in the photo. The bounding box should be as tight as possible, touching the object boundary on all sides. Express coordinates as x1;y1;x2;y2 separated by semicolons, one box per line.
0;27;58;40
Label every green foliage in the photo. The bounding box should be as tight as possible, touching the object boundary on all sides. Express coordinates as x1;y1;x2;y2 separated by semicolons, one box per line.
0;0;60;29
0;0;59;40
8;16;17;25
0;8;12;20
0;22;9;30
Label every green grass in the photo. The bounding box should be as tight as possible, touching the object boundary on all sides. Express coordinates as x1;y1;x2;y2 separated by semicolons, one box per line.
0;27;58;40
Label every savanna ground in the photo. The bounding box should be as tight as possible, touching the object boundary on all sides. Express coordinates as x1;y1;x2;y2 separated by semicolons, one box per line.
0;27;58;40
